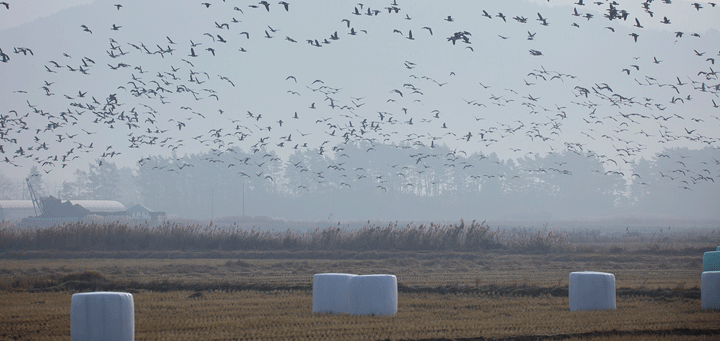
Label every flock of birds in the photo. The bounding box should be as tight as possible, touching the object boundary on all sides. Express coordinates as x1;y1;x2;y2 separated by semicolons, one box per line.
0;0;719;195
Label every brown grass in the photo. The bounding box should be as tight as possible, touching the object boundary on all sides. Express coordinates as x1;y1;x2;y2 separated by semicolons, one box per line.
3;220;717;256
0;220;583;253
0;251;705;293
1;291;717;341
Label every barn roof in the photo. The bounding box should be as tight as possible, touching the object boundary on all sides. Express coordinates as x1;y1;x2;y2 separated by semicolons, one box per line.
126;204;154;213
0;200;36;209
0;200;125;213
70;200;126;212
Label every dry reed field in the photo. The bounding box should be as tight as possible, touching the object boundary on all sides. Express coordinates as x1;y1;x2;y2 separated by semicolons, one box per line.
1;221;719;340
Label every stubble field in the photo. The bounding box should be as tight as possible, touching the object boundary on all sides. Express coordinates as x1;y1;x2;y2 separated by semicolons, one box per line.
1;221;719;340
1;251;719;340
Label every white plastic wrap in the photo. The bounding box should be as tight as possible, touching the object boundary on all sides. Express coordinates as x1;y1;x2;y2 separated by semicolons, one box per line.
701;271;720;310
569;271;616;311
312;273;357;314
348;274;398;316
705;251;720;271
71;291;135;341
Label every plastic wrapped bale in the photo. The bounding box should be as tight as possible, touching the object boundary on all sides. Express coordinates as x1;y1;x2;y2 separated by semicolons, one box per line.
348;274;398;316
312;273;357;314
71;292;134;341
569;271;616;311
702;271;720;310
703;251;720;271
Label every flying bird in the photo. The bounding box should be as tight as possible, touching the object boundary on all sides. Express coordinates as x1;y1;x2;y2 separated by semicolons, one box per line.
259;1;270;11
634;18;643;28
537;13;548;25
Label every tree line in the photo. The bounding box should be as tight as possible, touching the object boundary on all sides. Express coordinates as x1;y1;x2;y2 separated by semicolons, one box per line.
3;143;718;221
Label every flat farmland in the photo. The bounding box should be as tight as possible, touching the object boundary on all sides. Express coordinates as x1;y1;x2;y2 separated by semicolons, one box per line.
1;250;718;340
2;290;718;341
0;252;707;290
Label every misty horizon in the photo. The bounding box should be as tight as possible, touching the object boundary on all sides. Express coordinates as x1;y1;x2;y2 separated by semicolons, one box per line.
1;0;718;223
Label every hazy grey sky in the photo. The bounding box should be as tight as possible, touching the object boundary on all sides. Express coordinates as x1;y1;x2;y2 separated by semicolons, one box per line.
3;0;719;31
0;0;718;198
0;0;94;31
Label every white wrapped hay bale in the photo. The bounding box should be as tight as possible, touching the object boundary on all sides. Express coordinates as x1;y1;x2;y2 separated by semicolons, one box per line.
71;292;134;341
703;251;720;271
701;271;720;310
312;273;357;314
569;271;616;311
349;274;398;316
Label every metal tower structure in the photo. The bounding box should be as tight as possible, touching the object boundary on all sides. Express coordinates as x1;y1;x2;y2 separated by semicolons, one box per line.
25;177;43;217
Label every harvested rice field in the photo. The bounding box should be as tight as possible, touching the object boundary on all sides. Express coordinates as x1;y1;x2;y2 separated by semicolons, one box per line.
1;291;718;340
0;251;706;291
1;250;718;340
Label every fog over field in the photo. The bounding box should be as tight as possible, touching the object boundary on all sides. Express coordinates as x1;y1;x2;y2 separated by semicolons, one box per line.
0;0;719;223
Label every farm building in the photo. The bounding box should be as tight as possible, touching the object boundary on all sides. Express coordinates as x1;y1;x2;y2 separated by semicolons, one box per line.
41;198;127;218
67;200;127;213
0;198;165;225
125;204;165;221
0;199;125;222
0;200;37;221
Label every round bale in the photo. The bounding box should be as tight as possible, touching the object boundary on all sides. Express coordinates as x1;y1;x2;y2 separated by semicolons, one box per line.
569;271;616;311
71;291;134;341
349;274;398;316
703;251;720;271
701;271;720;310
312;273;357;314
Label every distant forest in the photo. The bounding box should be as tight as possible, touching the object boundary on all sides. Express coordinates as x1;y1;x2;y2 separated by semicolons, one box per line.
7;143;720;221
